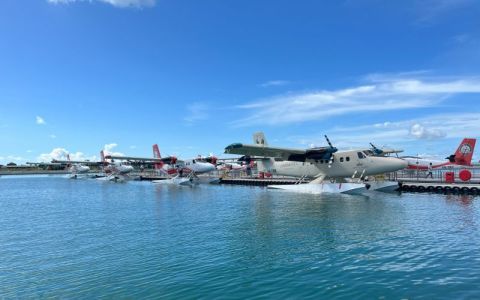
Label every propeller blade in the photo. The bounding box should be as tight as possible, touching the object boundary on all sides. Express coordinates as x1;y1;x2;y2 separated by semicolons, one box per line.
324;135;334;148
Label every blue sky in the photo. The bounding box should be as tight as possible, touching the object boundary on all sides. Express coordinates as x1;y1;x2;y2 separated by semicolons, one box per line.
1;0;480;163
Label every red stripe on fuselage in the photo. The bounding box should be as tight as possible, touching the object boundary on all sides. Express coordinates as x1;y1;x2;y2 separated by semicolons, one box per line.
407;162;451;170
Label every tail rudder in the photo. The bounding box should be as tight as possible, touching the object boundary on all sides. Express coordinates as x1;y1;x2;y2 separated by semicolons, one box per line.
454;138;476;165
152;144;164;170
253;132;268;146
210;156;217;165
100;150;106;164
64;153;72;170
153;144;161;158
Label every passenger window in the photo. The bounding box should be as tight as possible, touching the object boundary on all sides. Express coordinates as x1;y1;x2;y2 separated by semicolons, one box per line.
192;159;196;164
340;157;344;162
357;152;366;159
346;157;350;162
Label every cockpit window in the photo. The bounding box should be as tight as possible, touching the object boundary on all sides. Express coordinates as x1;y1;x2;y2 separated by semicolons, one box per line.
364;150;374;156
357;152;366;159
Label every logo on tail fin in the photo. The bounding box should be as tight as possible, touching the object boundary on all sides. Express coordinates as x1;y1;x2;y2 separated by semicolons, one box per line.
453;138;476;165
459;143;472;154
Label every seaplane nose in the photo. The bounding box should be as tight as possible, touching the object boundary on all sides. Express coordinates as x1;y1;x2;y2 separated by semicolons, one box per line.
392;158;408;171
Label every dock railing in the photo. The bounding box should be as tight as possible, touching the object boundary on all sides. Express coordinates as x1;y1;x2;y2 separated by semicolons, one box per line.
389;167;480;184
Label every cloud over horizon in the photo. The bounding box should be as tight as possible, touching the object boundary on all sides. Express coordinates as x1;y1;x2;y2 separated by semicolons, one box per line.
287;112;480;154
37;148;97;162
233;74;480;127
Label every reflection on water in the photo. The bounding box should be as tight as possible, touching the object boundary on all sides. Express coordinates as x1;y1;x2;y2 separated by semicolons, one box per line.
0;177;479;299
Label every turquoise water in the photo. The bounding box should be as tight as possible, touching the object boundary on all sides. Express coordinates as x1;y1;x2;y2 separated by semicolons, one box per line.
0;176;479;299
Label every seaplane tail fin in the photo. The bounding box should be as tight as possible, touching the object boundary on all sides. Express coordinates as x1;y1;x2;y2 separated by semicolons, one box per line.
152;144;163;170
453;138;476;165
153;144;161;159
253;132;268;146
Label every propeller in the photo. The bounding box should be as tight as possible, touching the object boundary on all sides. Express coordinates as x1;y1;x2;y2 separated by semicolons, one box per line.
324;135;334;149
325;135;335;168
370;143;382;155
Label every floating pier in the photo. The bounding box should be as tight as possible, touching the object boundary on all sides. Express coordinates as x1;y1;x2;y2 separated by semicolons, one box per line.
399;181;480;195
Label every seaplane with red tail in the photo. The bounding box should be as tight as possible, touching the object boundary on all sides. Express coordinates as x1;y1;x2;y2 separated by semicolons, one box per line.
403;138;477;170
98;150;135;182
106;144;217;185
158;153;217;185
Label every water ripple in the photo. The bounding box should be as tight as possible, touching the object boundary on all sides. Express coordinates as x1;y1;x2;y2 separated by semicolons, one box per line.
0;177;479;298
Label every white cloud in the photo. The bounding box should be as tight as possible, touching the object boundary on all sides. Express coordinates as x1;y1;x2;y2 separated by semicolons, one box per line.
37;148;97;162
103;143;124;156
259;80;291;87
47;0;155;8
414;0;475;24
49;134;57;139
184;103;209;124
409;123;446;140
233;74;480;127
36;116;46;125
287;112;480;151
37;148;68;162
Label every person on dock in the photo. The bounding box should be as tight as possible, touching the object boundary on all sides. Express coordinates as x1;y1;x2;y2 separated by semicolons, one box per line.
426;163;433;178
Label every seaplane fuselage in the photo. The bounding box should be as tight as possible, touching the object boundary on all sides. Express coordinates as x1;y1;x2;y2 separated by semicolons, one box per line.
258;150;407;179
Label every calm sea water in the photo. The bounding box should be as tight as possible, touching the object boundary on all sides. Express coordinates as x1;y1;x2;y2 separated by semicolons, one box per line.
0;176;479;299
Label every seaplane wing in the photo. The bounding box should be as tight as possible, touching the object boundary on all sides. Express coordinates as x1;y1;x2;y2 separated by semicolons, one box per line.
381;148;403;155
105;155;175;164
52;160;101;165
368;143;403;156
225;143;336;162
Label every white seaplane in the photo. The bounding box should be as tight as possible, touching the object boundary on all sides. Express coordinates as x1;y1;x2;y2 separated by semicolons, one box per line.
52;154;91;179
99;150;135;182
225;132;408;195
106;144;217;185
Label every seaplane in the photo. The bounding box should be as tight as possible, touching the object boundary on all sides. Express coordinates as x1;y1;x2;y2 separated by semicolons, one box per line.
366;143;404;157
402;138;477;170
99;150;135;182
106;144;217;185
155;155;218;185
224;132;408;195
52;154;91;179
